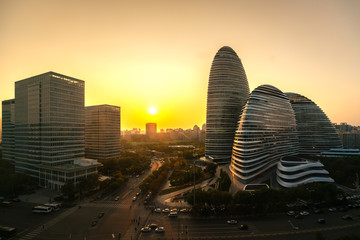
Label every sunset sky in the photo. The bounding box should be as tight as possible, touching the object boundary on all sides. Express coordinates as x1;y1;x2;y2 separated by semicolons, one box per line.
1;0;359;130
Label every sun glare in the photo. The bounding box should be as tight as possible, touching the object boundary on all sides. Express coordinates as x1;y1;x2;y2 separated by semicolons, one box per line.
149;107;157;115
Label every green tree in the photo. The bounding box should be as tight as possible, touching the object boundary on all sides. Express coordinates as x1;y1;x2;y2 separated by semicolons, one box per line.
218;169;231;191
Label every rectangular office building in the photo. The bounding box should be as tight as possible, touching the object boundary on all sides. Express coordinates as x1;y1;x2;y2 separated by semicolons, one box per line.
3;72;101;190
85;105;121;159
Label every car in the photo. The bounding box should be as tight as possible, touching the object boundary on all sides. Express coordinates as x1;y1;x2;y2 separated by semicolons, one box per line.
132;196;137;201
98;212;105;218
227;220;237;224
317;218;326;224
239;224;249;230
155;227;165;233
136;192;140;196
141;227;151;232
168;211;178;217
171;208;178;212
114;196;120;201
342;215;353;220
313;208;323;214
162;208;170;213
154;208;161;213
328;207;336;212
180;208;188;213
91;220;98;226
300;211;309;216
287;211;295;216
148;223;158;229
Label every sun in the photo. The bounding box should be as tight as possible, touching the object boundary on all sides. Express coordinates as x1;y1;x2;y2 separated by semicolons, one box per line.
149;107;157;115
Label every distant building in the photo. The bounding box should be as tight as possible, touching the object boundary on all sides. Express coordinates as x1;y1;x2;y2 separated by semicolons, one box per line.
206;46;250;164
85;104;121;159
146;123;157;139
321;148;360;157
2;72;101;190
338;133;360;149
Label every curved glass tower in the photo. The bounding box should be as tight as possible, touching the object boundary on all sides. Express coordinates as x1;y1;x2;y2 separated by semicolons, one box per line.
277;156;334;188
230;85;299;183
205;46;250;164
285;93;342;155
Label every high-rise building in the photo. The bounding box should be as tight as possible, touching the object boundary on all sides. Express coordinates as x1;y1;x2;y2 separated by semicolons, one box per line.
85;104;121;159
146;123;157;139
205;46;250;164
1;99;15;163
286;93;342;154
230;85;299;184
3;72;101;190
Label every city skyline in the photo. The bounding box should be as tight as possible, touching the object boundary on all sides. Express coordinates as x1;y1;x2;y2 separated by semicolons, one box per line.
1;0;360;130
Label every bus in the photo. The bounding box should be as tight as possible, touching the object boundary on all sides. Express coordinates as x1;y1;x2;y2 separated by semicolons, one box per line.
32;205;52;213
44;203;61;211
0;225;17;238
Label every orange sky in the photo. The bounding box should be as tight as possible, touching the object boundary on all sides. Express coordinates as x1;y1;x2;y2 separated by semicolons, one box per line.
0;0;359;130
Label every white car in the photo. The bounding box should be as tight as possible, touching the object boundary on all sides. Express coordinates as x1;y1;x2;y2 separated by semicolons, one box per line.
180;208;188;213
287;211;295;216
227;220;237;224
162;208;170;213
141;227;151;232
154;208;161;213
155;227;165;233
300;211;309;216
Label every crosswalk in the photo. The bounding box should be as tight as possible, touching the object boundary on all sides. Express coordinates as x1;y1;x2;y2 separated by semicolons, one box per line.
18;206;78;240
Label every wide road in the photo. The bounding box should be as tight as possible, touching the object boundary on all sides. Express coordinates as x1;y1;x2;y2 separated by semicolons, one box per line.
14;160;161;240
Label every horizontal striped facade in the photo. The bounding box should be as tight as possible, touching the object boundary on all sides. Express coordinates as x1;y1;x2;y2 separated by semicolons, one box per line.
285;93;342;155
206;46;249;164
277;156;334;188
230;85;299;183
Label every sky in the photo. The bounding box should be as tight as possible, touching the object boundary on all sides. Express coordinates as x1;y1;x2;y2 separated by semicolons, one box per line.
0;0;359;130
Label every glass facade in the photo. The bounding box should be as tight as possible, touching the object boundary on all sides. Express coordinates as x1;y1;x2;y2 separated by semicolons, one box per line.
85;105;121;159
286;93;343;155
5;72;101;190
1;99;15;163
206;46;250;164
230;85;299;183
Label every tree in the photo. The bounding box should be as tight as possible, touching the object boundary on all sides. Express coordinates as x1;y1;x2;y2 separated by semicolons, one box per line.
218;169;231;192
61;181;75;200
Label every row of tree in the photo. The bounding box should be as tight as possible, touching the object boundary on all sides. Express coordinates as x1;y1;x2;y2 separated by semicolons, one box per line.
139;160;171;194
185;183;344;216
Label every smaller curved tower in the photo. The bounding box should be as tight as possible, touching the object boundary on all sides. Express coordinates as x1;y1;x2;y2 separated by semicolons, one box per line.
277;156;334;188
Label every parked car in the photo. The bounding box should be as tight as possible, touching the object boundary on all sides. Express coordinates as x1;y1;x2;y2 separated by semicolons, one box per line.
91;220;98;226
154;208;161;213
141;227;151;232
148;223;158;230
300;211;309;216
114;196;120;201
317;218;326;224
180;208;188;213
155;227;165;233
98;212;104;218
227;220;237;224
239;224;249;230
287;211;295;216
162;208;170;213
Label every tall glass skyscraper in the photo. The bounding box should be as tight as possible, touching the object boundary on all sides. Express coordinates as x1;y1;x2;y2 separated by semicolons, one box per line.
206;46;250;164
230;85;299;183
285;92;343;154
